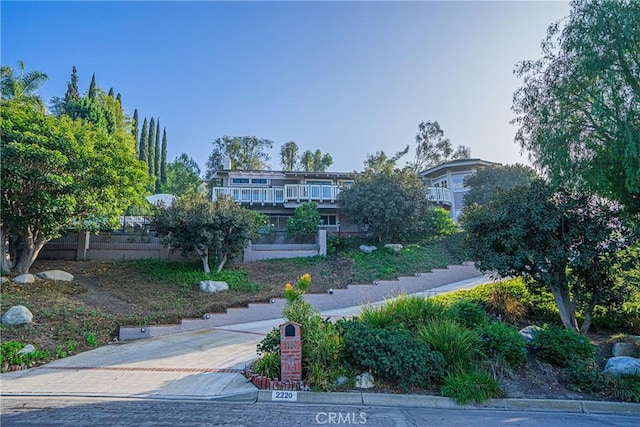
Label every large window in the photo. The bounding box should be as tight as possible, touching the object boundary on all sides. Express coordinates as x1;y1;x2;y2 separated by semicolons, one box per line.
251;178;268;185
451;174;468;191
319;215;337;226
306;180;333;185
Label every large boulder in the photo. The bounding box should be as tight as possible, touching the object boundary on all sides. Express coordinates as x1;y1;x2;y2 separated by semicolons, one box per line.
1;305;33;326
355;372;374;389
603;356;640;377
359;245;377;254
199;281;229;293
518;325;542;343
612;342;637;357
12;274;36;284
36;270;74;282
0;276;10;284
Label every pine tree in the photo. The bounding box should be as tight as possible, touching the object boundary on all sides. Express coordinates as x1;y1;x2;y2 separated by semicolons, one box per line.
63;65;80;104
87;73;97;100
131;109;139;154
148;117;156;176
161;128;168;185
139;117;149;164
107;87;114;98
116;93;121;105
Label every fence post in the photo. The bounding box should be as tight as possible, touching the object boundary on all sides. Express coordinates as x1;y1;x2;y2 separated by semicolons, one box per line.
244;241;253;262
76;231;90;261
318;229;327;256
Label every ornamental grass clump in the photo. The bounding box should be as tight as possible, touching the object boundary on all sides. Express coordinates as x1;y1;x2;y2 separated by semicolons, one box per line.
417;319;483;375
441;371;503;404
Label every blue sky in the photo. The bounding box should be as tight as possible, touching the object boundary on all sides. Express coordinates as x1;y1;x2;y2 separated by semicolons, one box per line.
1;1;570;173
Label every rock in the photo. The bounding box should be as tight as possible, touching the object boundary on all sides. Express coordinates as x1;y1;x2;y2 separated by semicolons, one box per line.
18;344;35;355
603;356;640;377
384;244;403;252
199;281;229;293
335;376;349;386
359;245;377;254
36;270;74;281
12;274;36;284
519;325;542;343
1;305;33;326
612;342;637;357
355;372;374;389
0;276;10;284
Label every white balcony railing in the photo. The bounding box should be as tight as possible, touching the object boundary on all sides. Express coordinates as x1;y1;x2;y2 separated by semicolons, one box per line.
426;187;452;205
212;187;285;205
284;184;339;203
214;185;451;206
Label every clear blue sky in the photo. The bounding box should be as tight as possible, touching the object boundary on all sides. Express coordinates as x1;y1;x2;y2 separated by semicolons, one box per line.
1;1;570;173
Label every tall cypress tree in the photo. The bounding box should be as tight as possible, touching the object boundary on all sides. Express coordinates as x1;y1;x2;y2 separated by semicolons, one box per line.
154;119;161;185
107;87;114;98
148;117;156;176
131;109;139;155
116;93;121;105
63;65;80;104
161;128;168;185
87;73;97;100
139;117;149;164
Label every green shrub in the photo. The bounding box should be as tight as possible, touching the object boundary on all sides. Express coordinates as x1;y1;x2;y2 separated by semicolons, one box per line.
564;359;611;395
257;328;280;356
447;299;489;328
531;326;596;367
611;375;640;403
254;352;281;379
286;202;320;236
1;341;50;370
426;207;459;237
417;319;483;375
339;320;445;391
359;294;446;332
477;322;527;368
440;371;503;404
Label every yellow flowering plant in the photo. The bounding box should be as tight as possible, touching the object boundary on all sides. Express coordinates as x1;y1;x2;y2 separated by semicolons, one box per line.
284;273;312;302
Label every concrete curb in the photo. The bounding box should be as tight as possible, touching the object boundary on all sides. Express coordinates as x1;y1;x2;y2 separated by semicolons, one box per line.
252;390;640;415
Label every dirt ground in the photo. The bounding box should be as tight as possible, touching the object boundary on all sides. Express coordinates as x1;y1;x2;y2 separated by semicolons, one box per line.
19;259;612;401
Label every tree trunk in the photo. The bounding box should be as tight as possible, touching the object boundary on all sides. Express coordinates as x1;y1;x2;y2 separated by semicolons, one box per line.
216;253;228;273
579;297;598;336
0;228;13;274
12;230;48;275
549;286;579;332
195;245;210;273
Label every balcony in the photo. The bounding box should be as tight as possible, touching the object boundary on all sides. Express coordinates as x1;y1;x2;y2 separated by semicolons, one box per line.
213;185;450;206
426;187;452;205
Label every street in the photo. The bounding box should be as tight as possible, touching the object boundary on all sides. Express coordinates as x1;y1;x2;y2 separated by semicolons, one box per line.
1;397;637;427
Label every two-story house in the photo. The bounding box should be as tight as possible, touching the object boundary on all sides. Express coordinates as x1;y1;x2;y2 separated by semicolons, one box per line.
418;158;499;221
211;158;498;232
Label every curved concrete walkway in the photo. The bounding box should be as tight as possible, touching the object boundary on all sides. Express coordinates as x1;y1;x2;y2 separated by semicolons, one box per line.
2;265;638;415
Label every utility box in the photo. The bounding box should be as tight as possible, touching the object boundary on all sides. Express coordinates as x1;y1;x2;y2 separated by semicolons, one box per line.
279;321;302;382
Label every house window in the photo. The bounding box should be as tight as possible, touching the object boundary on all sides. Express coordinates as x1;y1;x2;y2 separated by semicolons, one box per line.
451;174;467;191
319;215;337;226
306;180;332;185
231;178;250;185
251;178;268;185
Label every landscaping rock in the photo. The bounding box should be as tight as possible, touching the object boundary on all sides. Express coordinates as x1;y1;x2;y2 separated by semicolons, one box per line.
359;245;377;254
603;356;640;377
1;305;33;326
0;276;10;284
335;376;349;386
199;281;229;293
612;342;637;357
18;344;35;355
12;274;36;284
384;244;403;252
36;270;74;282
355;372;374;389
518;325;542;343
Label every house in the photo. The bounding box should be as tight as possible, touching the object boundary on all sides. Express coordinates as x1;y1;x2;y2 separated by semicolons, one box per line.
418;158;500;221
211;169;360;232
211;158;498;231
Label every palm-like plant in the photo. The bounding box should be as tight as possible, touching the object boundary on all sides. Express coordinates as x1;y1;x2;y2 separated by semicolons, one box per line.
1;61;48;101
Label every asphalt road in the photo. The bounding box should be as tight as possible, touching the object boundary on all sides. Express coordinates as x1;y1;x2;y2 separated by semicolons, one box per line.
1;397;638;427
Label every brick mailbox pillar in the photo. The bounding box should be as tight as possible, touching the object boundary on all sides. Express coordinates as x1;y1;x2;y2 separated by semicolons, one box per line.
279;321;302;382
